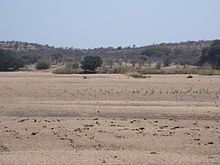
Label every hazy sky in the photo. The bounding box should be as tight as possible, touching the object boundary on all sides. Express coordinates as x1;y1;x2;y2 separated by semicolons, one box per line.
0;0;220;48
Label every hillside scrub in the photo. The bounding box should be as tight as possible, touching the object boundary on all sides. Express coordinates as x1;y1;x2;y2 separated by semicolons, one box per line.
141;46;172;57
0;40;212;67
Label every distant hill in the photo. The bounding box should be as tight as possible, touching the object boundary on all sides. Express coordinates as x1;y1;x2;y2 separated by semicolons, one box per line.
0;40;212;65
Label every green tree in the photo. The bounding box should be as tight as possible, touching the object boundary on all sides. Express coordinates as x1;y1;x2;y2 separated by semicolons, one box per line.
81;56;103;72
0;49;25;71
199;40;220;69
51;53;63;64
105;58;114;68
139;55;148;66
22;54;42;64
163;57;171;67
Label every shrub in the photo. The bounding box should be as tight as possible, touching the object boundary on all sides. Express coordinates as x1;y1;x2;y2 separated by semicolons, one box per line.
65;62;79;69
35;61;50;70
0;49;25;71
98;66;135;74
53;68;82;74
95;66;220;75
198;70;214;76
125;72;147;78
19;67;32;72
155;62;162;69
201;62;213;70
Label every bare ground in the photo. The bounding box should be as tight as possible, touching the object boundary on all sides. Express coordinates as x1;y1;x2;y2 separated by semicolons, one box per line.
0;72;220;165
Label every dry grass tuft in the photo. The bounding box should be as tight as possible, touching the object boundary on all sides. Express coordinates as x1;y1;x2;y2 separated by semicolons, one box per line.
53;68;82;74
125;72;147;78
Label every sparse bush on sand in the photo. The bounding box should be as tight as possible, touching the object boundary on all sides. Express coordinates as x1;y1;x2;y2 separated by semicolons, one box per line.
198;70;214;76
65;62;80;69
125;72;147;78
52;65;220;75
53;68;82;74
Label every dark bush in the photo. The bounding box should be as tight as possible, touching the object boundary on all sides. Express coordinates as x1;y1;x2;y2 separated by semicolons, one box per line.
81;56;102;72
199;40;220;69
35;61;50;70
141;46;172;57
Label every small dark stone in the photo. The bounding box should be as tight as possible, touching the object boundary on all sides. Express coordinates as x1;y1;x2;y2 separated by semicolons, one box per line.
31;132;38;136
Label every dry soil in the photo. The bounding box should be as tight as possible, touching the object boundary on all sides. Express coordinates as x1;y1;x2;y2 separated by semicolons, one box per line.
0;72;220;165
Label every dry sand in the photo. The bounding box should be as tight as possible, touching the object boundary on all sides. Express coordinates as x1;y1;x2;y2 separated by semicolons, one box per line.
0;72;220;165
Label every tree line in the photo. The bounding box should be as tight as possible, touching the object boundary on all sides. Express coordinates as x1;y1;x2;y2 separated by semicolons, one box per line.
0;49;102;72
0;40;212;66
0;40;219;72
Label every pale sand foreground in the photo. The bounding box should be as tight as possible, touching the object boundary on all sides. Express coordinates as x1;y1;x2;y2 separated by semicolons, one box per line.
0;72;220;165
